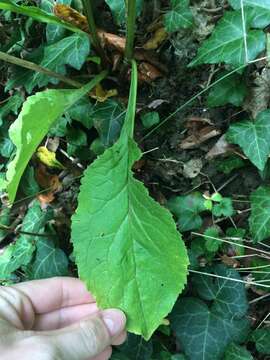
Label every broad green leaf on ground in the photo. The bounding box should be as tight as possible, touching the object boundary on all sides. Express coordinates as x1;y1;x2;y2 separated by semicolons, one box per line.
4;71;107;203
28;238;69;279
141;111;160;129
40;0;72;44
189;10;265;68
117;334;153;360
250;328;270;354
164;0;193;32
212;197;234;217
229;0;270;28
171;267;250;360
17;33;89;93
105;0;143;26
207;72;247;107
92;99;126;147
216;156;245;174
71;61;189;340
0;93;23;126
20;166;40;197
0;200;51;279
204;227;221;253
66;97;94;129
192;265;248;317
249;186;270;242
0;0;81;32
167;192;207;231
224;343;253;360
226;110;270;171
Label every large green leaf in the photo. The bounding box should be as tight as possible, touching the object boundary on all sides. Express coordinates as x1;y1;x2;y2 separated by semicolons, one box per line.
171;266;250;360
105;0;143;26
117;334;153;360
249;186;270;242
7;33;90;93
28;237;69;279
229;0;270;28
224;343;253;360
189;10;265;68
71;61;189;340
4;71;107;203
226;110;270;171
0;93;23;127
0;0;81;32
164;0;193;33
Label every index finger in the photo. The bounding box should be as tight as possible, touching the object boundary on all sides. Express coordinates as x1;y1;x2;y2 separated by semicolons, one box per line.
13;277;95;314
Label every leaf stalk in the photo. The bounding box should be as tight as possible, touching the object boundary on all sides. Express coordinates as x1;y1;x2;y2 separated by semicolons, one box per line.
125;0;136;61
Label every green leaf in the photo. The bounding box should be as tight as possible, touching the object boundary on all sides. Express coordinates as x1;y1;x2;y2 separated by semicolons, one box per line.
14;33;90;93
204;227;221;253
71;61;189;340
105;0;143;26
117;334;153;360
192;265;248;317
212;197;234;217
229;0;270;28
66;96;94;129
164;0;193;32
0;93;23;126
167;192;206;232
224;343;253;360
227;110;270;171
28;238;69;279
216;156;245;174
251;328;270;354
207;72;247;107
0;0;81;33
249;186;270;242
171;265;250;360
4;71;107;203
189;10;265;68
40;0;72;44
141;111;160;129
20;166;40;197
92;99;126;147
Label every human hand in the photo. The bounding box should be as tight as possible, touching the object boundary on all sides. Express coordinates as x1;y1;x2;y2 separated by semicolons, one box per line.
0;277;126;360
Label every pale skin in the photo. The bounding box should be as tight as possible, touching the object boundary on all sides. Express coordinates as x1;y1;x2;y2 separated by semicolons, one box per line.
0;277;127;360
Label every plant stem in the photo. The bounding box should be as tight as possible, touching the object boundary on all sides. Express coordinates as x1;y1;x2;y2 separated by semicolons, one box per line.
125;0;136;61
0;51;82;88
82;0;106;64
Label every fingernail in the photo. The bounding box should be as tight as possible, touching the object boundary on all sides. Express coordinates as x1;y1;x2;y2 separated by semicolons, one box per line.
102;309;126;337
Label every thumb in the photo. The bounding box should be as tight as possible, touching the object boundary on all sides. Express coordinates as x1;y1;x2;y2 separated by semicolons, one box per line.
36;309;126;360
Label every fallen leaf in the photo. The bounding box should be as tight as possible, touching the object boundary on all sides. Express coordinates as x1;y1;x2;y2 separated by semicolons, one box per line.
36;146;65;169
90;83;118;102
35;164;61;192
220;254;240;268
143;27;168;50
182;158;203;178
54;3;88;31
206;135;234;159
179;126;221;149
37;192;55;205
138;62;162;83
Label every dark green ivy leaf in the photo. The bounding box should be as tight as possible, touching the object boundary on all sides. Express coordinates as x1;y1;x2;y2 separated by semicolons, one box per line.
224;342;253;360
250;328;270;354
249;186;270;242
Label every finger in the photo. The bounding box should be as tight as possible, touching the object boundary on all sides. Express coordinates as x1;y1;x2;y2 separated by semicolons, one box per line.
33;303;99;330
112;331;127;346
35;310;125;360
13;277;95;314
90;347;112;360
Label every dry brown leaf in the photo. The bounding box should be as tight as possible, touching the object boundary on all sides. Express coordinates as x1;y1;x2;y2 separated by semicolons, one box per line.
35;164;61;192
180;126;221;149
206;134;234;159
138;62;162;83
54;4;88;32
220;254;240;268
143;27;168;50
38;192;55;205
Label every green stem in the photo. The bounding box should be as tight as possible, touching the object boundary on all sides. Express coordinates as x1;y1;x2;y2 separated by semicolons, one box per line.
125;0;136;61
82;0;105;64
0;51;82;88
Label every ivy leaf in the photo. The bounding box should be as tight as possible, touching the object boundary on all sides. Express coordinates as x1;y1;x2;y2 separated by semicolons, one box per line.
66;97;94;129
189;10;265;68
171;266;250;360
250;328;270;354
20;166;40;197
71;61;189;340
192;265;248;317
141;111;160;129
117;334;153;360
207;72;247;107
167;192;206;232
105;0;143;26
224;343;254;360
4;71;106;202
92;99;126;147
249;186;270;242
226;110;270;171
229;0;270;28
28;237;69;279
0;93;23;126
22;33;89;93
164;0;193;33
40;0;72;44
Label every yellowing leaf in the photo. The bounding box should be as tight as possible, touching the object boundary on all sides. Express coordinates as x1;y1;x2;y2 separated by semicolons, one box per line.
90;83;118;102
143;27;168;50
71;61;189;339
54;3;88;32
36;146;65;169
